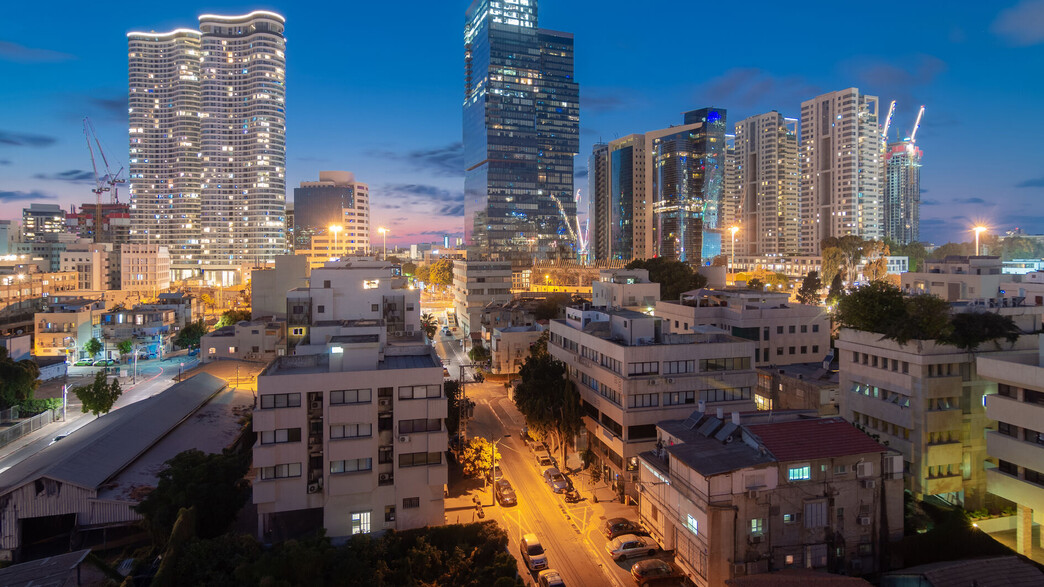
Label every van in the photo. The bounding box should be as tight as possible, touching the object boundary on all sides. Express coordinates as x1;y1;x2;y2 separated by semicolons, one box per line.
520;533;548;571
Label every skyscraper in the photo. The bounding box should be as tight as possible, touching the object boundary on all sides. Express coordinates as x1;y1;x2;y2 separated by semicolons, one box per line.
128;11;286;285
730;111;800;257
293;171;371;255
682;108;728;261
799;89;882;253
884;141;922;245
463;0;579;260
589;142;610;260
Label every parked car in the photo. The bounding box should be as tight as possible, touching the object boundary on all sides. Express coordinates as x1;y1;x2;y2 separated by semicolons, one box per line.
520;533;548;571
49;434;68;446
537;569;565;587
605;534;659;561
604;517;649;540
535;453;555;469
494;478;517;506
630;559;680;585
73;359;93;366
542;467;569;493
92;359;116;367
485;464;504;483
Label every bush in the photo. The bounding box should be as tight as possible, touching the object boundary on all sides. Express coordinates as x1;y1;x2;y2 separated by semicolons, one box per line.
17;398;62;416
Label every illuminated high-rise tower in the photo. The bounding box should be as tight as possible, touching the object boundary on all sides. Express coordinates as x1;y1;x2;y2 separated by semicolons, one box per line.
884;141;922;245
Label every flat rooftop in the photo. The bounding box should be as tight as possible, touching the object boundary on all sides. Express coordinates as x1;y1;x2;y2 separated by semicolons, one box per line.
263;348;439;376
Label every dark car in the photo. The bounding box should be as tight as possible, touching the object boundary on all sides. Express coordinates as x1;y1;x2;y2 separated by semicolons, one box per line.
630;559;681;585
603;517;649;540
494;478;517;506
542;467;570;493
485;464;504;483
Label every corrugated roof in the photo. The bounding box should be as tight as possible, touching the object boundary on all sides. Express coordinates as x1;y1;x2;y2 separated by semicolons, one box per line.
0;548;90;586
887;556;1044;587
0;373;226;493
658;419;774;477
745;417;886;462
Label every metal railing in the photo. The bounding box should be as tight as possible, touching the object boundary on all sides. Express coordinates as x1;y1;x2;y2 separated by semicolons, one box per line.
0;407;61;450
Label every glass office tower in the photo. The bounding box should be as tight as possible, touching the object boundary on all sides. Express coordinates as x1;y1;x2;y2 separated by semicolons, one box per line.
884;141;922;245
463;0;579;260
682;108;727;261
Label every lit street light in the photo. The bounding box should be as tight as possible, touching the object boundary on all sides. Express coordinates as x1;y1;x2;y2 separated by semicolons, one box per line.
378;227;388;259
728;226;739;284
328;224;343;258
973;225;987;256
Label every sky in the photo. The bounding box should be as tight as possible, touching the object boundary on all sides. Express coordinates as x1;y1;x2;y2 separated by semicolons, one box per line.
1;0;1044;247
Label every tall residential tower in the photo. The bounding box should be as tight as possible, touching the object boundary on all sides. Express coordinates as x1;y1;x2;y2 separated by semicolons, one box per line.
884;141;922;245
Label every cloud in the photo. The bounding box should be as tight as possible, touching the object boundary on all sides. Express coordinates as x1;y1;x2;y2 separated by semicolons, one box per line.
921;199;940;206
379;142;464;177
384;183;464;203
992;0;1044;46
0;190;57;202
698;68;819;111
0;130;56;147
583;88;640;113
0;159;9;166
438;204;465;216
952;197;997;207
847;54;947;92
34;169;96;183
1016;176;1044;188
575;167;588;180
0;40;74;63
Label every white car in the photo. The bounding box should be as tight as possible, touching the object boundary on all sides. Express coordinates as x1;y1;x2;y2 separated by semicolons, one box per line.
605;534;659;561
537;569;565;587
520;533;548;571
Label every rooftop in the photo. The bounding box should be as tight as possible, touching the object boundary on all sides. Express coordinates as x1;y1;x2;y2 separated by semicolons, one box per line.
760;362;839;386
745;417;887;462
0;549;92;587
655;417;773;477
883;556;1043;586
726;568;872;586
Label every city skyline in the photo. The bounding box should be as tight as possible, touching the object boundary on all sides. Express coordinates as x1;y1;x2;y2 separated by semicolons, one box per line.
2;1;1044;246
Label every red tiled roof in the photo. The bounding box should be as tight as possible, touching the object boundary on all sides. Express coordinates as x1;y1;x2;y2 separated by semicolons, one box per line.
745;417;886;462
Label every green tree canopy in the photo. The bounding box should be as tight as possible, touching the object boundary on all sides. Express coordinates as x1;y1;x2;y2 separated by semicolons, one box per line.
747;277;764;291
175;319;208;349
533;293;574;321
73;370;122;416
0;347;40;410
827;273;845;304
420;313;438;339
468;341;491;364
943;312;1022;351
215;309;251;329
460;437;502;478
83;337;103;357
514;344;582;465
135;448;250;544
415;264;431;283
117;339;134;355
625;257;708;301
796;271;823;305
429;258;454;286
401;261;417;276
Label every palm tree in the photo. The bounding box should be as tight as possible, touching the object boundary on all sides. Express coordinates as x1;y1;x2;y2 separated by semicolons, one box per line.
420;313;438;339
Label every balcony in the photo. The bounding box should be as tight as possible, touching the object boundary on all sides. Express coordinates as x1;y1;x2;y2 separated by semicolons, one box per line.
924;441;963;468
986;467;1044;507
921;472;963;495
987;432;1044;474
986;394;1044;436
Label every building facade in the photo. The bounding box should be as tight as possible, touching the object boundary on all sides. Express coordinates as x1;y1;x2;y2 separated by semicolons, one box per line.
202;319;286;363
99;306;175;359
463;0;579;259
452;260;513;336
589;142;610;260
66;203;132;244
883;141;922;245
60;243;119;291
731;112;800;257
292;171;370;257
800;89;882;253
119;244;171;293
21;204;67;243
33;298;105;360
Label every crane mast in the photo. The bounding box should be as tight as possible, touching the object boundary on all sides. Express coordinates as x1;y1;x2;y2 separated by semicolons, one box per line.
881;100;897;148
83;118;110;241
909;105;925;144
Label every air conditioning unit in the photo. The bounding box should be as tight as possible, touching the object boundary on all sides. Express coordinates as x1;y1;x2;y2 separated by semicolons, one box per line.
733;563;747;576
379;473;393;482
858;516;871;526
862;479;876;489
394;331;404;337
749;535;762;545
307;483;320;494
747;490;758;499
398;435;410;443
310;401;322;410
378;398;391;408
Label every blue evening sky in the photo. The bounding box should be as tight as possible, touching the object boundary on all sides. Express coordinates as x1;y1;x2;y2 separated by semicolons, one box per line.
1;1;1043;245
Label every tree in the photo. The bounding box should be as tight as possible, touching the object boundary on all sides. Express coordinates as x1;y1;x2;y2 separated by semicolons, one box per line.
862;240;891;282
821;247;845;285
135;448;250;543
429;258;454;286
885;239;928;272
767;271;791;291
468;340;491;364
402;261;417;276
796;271;823;305
445;380;462;436
836;282;952;345
460;437;502;478
929;241;974;260
415;264;431;283
199;293;216;314
943;312;1022;352
215;309;251;329
175;319;208;349
117;339;134;356
73;370;122;416
0;347;40;410
710;254;728;267
747;278;764;291
625;258;708;301
534;293;573;320
420;313;438;339
827;273;845;304
84;337;103;358
514;345;582;465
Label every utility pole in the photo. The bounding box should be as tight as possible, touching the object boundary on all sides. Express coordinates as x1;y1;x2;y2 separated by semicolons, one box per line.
458;362;481;444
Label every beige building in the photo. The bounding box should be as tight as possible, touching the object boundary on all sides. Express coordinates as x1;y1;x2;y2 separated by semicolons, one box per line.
837;307;1042;510
490;325;543;375
99;305;176;360
656;289;830;367
119;244;170;293
254;260;445;539
592;268;659;311
60;243;118;291
33;298;105;360
978;344;1044;557
638;411;903;586
202;319;286;363
549;305;756;501
757;362;840;415
452;260;512;336
902;256;1004;302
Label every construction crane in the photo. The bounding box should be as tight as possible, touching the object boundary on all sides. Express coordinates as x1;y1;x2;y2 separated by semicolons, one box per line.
83;118;110;241
548;190;590;255
881;100;897;148
83;117;126;204
908;105;925;144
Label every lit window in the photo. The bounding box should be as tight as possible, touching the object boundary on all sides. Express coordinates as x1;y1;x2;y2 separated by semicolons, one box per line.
788;465;811;481
350;511;371;535
750;518;764;535
686;514;698;536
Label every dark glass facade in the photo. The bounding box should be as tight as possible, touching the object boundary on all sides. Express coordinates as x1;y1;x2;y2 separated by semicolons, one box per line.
589;143;610;260
610;146;634;260
463;0;578;260
292;184;357;250
682;108;727;261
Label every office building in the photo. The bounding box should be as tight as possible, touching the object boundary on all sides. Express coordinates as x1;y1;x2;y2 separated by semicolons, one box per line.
463;0;579;259
129;11;286;284
800;89;882;253
119;244;171;293
883;141;922;245
731;112;800;257
549;303;756;502
452;260;513;337
0;220;12;255
591;268;659;311
21;204;67;243
33;298;106;360
638;411;903;585
978;343;1044;557
292;171;370;257
255;259;445;539
589;142;610;260
595;135;651;261
59;243;119;291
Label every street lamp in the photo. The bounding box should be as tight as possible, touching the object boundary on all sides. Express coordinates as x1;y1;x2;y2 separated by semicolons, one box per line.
378;227;388;259
728;226;739;284
329;224;343;258
489;436;504;507
973;226;987;256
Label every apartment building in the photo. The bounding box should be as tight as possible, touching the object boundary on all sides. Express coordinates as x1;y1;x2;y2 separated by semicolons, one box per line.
251;255;311;320
549;305;756;502
60;243;119;291
977;343;1044;557
637;411;903;586
119;244;171;293
490;325;544;375
202;319;286;363
254;259;445;539
656;289;829;367
99;306;175;359
592;268;659;311
0;267;78;314
757;361;840;415
837;305;1042;510
452;260;512;336
33;298;105;360
902;256;1004;302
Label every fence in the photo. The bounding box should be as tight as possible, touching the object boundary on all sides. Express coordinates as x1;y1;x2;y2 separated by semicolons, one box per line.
0;406;20;423
0;407;60;450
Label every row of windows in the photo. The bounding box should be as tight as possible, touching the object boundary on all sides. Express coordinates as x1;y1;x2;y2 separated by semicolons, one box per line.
399;418;442;434
850;382;911;408
664;360;695;374
628;361;659;376
699;357;751;372
773;345;820;357
331;423;371;439
261;462;301;479
399;452;442;468
852;351;911;374
853;411;912;441
261;385;442;409
331;458;372;474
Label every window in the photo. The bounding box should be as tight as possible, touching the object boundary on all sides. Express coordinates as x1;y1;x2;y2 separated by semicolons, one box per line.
686;514;699;535
291;327;304;336
783;513;795;524
350;511;370;535
229;346;237;354
777;326;784;334
834;465;847;475
788;465;811;481
804;501;827;528
777;347;784;356
385;506;396;522
628;393;658;408
403;497;420;509
750;518;764;536
789;325;796;334
812;324;819;333
664;360;695;374
800;346;807;354
260;393;301;409
371;304;379;312
323;280;331;288
698;387;753;403
699;357;751;372
398;385;442;400
330;423;372;439
317;305;325;313
858;543;873;556
208;347;216;355
330;389;372;404
330;458;372;474
398;418;441;433
663;391;695;406
998;383;1017;398
788;347;796;355
260;428;302;444
261;462;302;480
628;361;659;376
812;345;819;354
801;325;808;333
399;452;442;467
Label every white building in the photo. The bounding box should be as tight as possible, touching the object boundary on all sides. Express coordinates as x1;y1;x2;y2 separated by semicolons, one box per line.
452;260;512;336
202;319;286;363
33;298;105;360
60;243;118;291
119;244;170;293
255;259;445;539
591;268;659;311
902;256;1003;302
549;305;756;502
800;88;883;253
